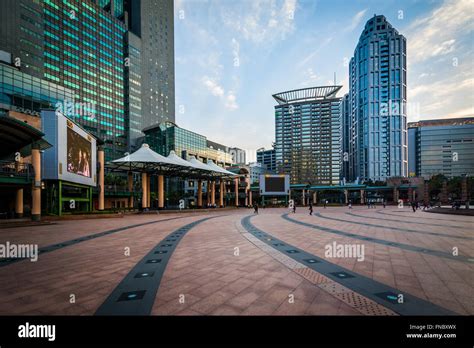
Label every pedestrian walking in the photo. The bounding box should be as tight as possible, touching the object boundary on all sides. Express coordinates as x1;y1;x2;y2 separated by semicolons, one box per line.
292;204;296;213
348;199;352;209
253;203;259;214
309;203;313;216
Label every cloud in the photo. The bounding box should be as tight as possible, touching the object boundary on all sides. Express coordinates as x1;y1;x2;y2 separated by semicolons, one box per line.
224;92;239;110
348;9;368;32
202;76;239;110
202;76;225;97
407;0;473;63
297;36;333;68
221;0;298;44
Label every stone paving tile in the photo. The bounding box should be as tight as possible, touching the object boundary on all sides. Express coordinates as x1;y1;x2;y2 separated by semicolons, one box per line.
0;207;471;316
0;215;205;315
152;214;353;315
251;207;474;314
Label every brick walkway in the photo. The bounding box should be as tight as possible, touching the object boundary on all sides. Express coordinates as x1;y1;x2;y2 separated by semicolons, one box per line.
0;207;472;315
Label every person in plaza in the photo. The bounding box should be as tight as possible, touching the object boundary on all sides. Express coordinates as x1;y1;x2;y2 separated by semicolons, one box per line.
292;204;296;213
309;203;313;215
383;199;386;208
411;201;417;212
253;203;259;214
348;199;352;209
324;200;327;208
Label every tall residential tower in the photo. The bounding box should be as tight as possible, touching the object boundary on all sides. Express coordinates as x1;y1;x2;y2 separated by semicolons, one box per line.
348;15;408;181
273;86;342;185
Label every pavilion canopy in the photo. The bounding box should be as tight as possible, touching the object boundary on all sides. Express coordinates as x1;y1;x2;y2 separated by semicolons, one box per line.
206;160;237;176
108;144;180;172
107;144;237;178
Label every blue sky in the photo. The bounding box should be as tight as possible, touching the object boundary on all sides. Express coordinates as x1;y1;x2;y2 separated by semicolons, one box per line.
174;0;473;159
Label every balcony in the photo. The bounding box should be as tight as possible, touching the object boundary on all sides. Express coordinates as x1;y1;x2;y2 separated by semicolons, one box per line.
0;160;33;184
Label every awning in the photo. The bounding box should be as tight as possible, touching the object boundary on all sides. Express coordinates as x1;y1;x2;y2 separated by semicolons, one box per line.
0;116;52;158
108;143;179;172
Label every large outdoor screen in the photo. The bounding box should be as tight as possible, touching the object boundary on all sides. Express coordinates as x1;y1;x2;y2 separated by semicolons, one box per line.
265;177;285;192
259;174;289;196
67;127;92;178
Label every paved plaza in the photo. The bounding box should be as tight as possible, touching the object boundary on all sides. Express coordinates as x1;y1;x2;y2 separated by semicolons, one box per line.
0;207;472;316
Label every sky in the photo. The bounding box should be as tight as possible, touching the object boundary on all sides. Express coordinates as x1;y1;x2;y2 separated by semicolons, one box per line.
173;0;474;160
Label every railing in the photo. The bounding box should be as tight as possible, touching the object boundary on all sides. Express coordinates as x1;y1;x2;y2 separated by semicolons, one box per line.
0;160;32;180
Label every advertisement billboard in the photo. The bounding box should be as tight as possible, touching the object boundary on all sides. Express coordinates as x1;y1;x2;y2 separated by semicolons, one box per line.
259;174;289;196
41;110;97;187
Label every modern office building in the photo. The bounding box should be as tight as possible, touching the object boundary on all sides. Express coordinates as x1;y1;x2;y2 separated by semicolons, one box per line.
348;14;408;181
124;30;142;150
228;147;247;165
0;0;175;160
408;117;474;179
340;93;350;181
125;0;175;128
273;86;342;185
143;122;234;166
256;147;276;173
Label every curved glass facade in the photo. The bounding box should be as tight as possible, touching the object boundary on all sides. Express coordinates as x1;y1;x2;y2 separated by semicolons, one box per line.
348;15;407;181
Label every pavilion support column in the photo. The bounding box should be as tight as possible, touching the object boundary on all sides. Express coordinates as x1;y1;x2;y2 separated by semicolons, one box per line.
234;178;239;207
98;147;105;211
219;180;224;207
141;172;147;209
393;187;399;203
249;190;253;206
147;174;151;208
408;187;412;202
423;181;429;205
313;191;317;204
128;171;134;208
211;181;216;205
207;180;211;206
15;188;24;218
302;189;306;206
461;175;468;202
158;175;164;209
360;190;365;204
344;190;348;204
440;181;448;204
31;145;41;221
197;179;203;208
245;176;250;206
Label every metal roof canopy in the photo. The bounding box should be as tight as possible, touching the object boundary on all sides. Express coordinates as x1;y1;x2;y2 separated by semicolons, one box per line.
0;116;52;158
107;144;235;179
272;86;342;105
206;159;238;177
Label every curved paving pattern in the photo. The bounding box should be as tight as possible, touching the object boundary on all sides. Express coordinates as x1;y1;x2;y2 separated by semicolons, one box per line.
377;209;474;224
0;207;472;316
0;216;186;268
347;211;473;230
241;215;455;316
283;213;472;263
96;216;219;315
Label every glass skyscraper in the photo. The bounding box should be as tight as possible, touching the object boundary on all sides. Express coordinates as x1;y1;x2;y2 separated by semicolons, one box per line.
125;0;175;130
408;118;474;179
256;147;276;173
0;0;175;160
273;86;342;185
348;15;408;182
